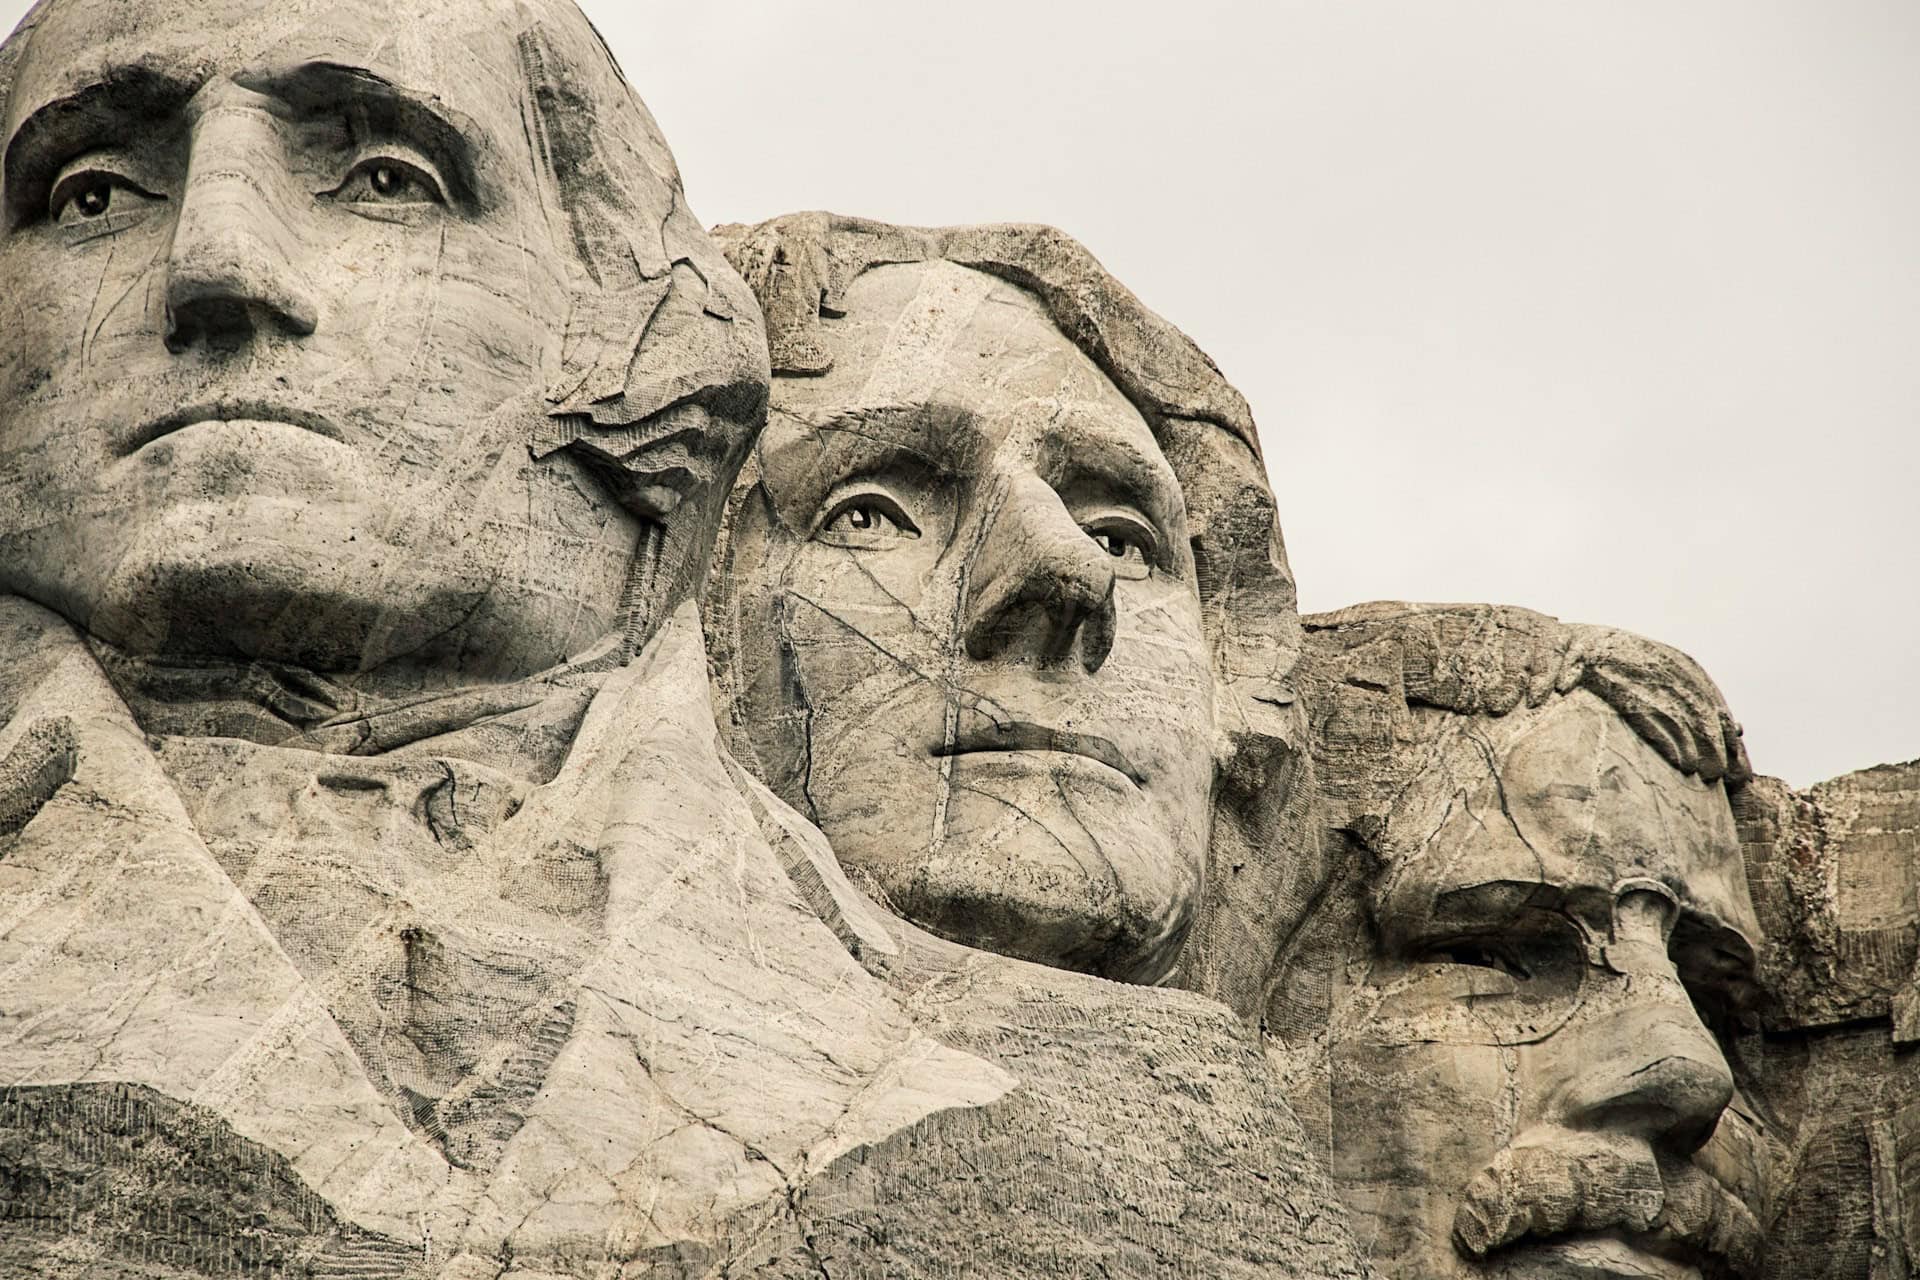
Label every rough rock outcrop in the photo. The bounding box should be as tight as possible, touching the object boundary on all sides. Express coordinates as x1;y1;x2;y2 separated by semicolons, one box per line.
1741;760;1920;1279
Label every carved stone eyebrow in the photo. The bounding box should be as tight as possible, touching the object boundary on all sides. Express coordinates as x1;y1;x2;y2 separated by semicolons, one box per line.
2;60;487;230
759;401;983;522
4;67;195;228
1040;407;1183;532
236;62;485;210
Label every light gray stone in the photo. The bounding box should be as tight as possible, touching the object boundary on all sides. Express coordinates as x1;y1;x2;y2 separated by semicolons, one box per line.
702;212;1368;1277
3;1;1912;1275
1737;759;1920;1279
0;7;1366;1278
707;212;1322;1013
1274;603;1771;1280
0;3;1008;1276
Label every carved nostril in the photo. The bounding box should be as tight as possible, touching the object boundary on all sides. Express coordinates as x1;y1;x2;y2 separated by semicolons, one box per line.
1569;1026;1737;1156
165;259;320;351
1077;599;1115;674
162;143;321;353
165;298;247;354
960;480;1120;673
963;569;1117;671
1618;1053;1735;1154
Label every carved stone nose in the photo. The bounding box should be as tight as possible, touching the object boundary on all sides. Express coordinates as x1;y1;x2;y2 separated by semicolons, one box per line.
1556;882;1737;1155
163;94;320;351
960;473;1117;673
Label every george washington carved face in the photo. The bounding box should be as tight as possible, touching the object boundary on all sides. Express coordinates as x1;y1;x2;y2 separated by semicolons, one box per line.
0;0;757;681
720;259;1218;984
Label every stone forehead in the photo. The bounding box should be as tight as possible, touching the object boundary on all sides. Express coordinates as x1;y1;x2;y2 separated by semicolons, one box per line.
0;1;49;108
776;259;1140;419
716;214;1264;464
1376;692;1756;936
0;0;705;274
3;0;632;171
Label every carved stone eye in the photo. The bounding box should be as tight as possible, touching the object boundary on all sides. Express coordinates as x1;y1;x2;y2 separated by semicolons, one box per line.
1426;942;1532;981
826;501;906;536
49;168;165;231
73;183;112;218
1081;517;1154;580
816;492;920;546
332;155;446;208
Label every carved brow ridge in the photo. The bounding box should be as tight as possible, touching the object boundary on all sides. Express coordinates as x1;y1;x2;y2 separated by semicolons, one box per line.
1419;877;1759;975
238;62;484;207
786;399;1181;530
5;60;485;224
5;66;195;225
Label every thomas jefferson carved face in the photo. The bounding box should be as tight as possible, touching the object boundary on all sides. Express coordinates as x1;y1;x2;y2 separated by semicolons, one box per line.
722;259;1217;983
0;0;652;678
1327;691;1771;1279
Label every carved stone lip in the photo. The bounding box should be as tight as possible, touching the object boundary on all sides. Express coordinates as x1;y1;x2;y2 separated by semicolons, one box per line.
932;720;1145;786
123;400;345;456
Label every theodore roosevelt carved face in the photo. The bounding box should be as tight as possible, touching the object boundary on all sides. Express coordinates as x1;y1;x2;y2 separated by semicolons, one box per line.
720;259;1218;984
1323;690;1772;1280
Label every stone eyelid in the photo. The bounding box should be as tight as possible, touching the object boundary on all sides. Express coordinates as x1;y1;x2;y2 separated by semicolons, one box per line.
323;142;447;205
813;484;922;540
47;154;166;225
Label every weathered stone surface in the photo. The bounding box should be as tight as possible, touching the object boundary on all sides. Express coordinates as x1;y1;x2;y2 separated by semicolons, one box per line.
702;212;1367;1275
1276;603;1773;1280
740;917;1371;1280
0;3;1011;1275
2;0;1911;1272
707;212;1322;1017
1738;759;1920;1280
0;0;1374;1272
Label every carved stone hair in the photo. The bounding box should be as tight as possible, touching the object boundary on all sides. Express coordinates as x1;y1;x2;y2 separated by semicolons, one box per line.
706;212;1315;1016
1298;599;1751;802
1267;599;1753;1049
0;0;771;652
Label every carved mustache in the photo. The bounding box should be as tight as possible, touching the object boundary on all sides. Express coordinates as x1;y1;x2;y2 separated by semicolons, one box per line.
1453;1131;1763;1278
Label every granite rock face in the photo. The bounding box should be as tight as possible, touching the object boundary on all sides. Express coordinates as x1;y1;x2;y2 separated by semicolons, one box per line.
0;1;1366;1275
1739;760;1920;1280
706;213;1322;1017
1277;604;1772;1279
0;1;1003;1274
0;1;1912;1276
701;213;1364;1275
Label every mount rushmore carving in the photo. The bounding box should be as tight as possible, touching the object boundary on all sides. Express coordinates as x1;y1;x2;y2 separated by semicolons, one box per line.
0;1;1910;1277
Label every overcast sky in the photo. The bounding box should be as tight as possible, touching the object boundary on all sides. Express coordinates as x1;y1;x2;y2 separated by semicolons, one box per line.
4;1;1913;787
